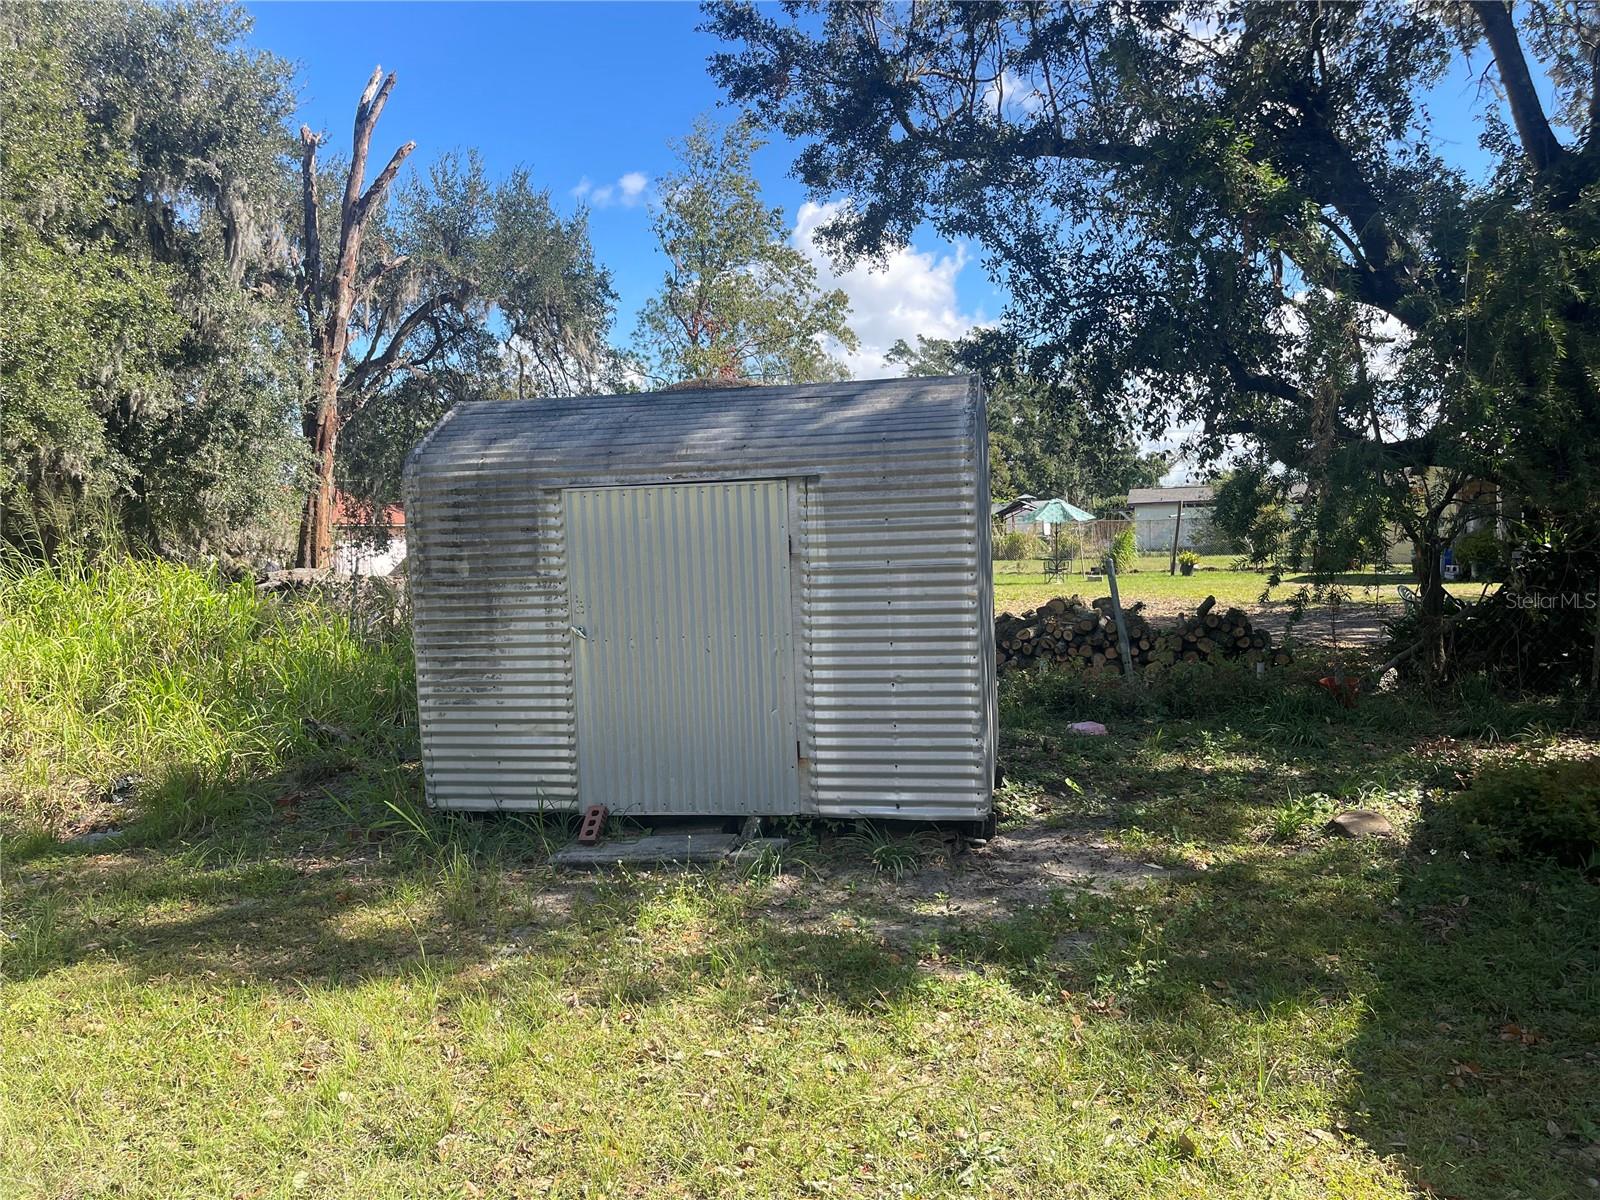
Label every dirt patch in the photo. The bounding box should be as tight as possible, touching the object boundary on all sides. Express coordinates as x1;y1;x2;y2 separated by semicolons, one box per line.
759;823;1170;947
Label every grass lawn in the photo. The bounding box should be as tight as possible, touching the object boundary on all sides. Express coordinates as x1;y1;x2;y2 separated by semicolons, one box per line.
3;559;1598;1198
994;559;1487;624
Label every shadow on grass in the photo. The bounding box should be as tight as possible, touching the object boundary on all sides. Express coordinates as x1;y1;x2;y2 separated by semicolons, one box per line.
10;660;1598;1199
6;783;928;1017
981;670;1599;1199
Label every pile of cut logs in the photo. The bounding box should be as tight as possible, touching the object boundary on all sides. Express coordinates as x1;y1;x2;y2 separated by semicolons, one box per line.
995;594;1292;676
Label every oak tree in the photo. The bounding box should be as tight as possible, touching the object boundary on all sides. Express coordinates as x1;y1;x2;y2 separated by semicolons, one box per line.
706;0;1600;663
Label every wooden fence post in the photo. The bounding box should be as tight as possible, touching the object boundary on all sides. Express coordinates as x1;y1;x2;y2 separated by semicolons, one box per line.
1105;554;1137;677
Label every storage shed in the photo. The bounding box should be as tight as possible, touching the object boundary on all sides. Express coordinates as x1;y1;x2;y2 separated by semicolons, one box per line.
402;375;995;824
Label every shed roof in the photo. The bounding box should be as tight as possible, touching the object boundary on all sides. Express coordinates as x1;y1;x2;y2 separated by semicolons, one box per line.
1126;484;1215;506
408;375;980;478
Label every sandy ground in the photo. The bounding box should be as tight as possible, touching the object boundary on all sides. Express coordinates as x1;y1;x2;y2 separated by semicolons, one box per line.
756;824;1170;946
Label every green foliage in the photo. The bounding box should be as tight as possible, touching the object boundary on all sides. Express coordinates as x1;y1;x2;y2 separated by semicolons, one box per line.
994;529;1046;562
1177;549;1199;572
0;2;308;558
840;824;946;880
1451;756;1600;866
0;21;183;550
1109;528;1137;573
321;147;618;524
1453;526;1502;571
3;4;617;559
888;332;1166;504
0;554;415;838
490;169;619;398
705;1;1600;610
632;117;857;385
1383;520;1600;689
1002;657;1273;725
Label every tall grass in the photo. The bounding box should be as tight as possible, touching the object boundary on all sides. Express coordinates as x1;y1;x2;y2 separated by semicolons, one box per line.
0;555;416;838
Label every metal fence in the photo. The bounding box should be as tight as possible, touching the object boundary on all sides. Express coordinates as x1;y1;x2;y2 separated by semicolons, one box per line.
999;513;1228;560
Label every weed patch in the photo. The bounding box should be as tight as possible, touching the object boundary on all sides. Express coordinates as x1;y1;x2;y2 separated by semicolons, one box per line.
0;555;415;840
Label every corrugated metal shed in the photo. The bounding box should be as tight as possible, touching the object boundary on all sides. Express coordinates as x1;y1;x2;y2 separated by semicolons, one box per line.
402;376;995;823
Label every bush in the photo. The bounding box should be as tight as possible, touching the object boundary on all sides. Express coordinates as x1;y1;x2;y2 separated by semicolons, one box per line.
994;529;1045;561
1454;526;1502;572
1109;528;1137;573
1000;657;1288;725
1177;549;1199;575
1451;756;1600;866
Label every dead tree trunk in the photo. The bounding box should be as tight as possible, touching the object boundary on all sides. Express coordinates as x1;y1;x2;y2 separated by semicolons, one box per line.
295;67;415;569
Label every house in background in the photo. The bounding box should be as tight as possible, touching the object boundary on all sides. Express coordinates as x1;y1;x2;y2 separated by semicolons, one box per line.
332;494;406;576
1125;484;1215;552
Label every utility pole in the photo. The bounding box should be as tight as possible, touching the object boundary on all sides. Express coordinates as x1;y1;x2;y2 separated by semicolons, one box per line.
1168;500;1185;575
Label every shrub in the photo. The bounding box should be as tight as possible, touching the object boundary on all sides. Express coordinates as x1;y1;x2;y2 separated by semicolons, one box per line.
1451;756;1600;866
994;529;1045;561
1177;549;1199;575
1454;526;1502;572
1109;528;1137;573
1000;657;1287;725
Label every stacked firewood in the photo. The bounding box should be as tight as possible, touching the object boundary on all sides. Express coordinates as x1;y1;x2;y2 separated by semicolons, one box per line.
995;594;1292;675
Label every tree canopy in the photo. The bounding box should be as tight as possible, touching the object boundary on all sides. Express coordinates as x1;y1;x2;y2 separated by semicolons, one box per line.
2;0;305;556
2;1;617;563
705;1;1600;611
632;117;858;386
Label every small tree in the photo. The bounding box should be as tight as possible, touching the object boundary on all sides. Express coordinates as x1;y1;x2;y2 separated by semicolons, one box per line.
633;117;857;386
1109;528;1137;574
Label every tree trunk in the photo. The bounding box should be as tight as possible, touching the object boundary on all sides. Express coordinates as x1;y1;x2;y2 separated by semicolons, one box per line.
295;378;341;569
1419;534;1448;676
292;68;414;569
295;257;359;568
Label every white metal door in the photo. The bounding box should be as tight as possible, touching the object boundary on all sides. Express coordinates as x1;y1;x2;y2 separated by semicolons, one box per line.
565;480;800;815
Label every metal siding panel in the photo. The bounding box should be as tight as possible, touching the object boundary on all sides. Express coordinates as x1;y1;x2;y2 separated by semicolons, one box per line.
407;377;993;821
565;481;800;816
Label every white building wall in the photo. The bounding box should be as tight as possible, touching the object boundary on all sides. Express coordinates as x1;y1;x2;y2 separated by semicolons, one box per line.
334;534;407;577
1128;503;1213;552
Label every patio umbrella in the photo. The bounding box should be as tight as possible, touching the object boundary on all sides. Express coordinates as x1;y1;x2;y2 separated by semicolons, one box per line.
1020;498;1097;577
1021;498;1096;524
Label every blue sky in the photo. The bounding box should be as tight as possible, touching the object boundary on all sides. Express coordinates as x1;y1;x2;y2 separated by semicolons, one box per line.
246;1;1004;380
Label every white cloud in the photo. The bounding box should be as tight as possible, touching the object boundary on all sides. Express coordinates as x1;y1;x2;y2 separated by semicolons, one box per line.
571;170;650;209
982;69;1046;118
618;171;648;201
792;200;985;379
